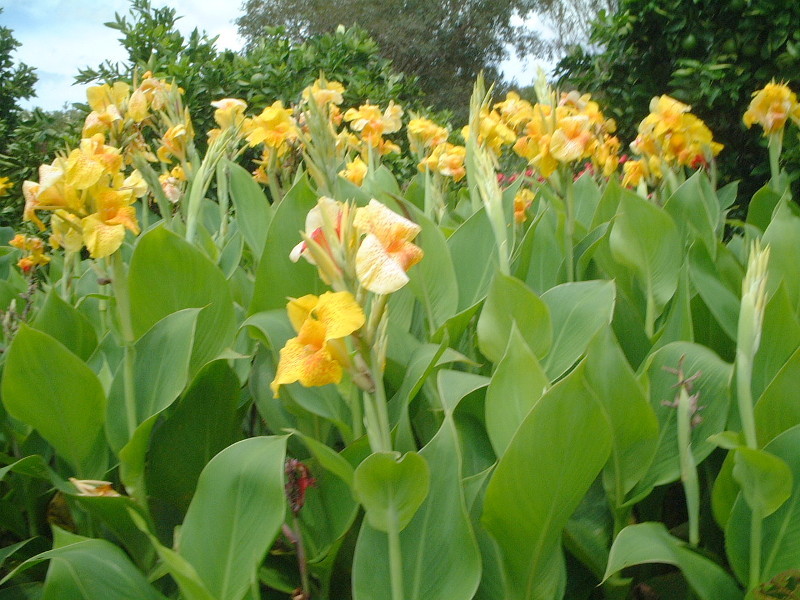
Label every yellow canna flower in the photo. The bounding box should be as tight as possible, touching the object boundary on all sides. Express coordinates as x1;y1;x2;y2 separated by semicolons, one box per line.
743;81;800;135
0;176;11;197
10;233;51;273
344;101;403;149
549;115;594;163
246;101;298;150
339;156;368;186
514;188;535;223
81;185;140;258
49;210;83;253
157;124;190;163
69;478;121;497
302;79;345;107
494;91;535;132
271;291;366;397
353;200;424;294
407;117;449;155
211;98;248;130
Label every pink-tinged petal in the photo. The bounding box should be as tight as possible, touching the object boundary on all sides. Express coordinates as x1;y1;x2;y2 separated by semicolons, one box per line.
356;233;410;295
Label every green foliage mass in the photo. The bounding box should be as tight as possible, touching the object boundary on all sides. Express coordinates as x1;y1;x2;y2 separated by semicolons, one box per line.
77;0;429;141
0;9;37;154
235;0;546;118
555;0;800;207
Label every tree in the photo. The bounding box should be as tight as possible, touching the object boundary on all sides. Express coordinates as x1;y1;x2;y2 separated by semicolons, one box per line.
0;9;37;155
555;0;800;206
236;0;547;115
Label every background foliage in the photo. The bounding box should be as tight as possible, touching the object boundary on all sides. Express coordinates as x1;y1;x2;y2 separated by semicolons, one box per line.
555;0;800;207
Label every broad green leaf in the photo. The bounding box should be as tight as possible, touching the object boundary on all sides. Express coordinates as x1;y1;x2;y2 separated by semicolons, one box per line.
146;360;244;539
763;201;800;317
610;190;681;321
354;451;430;533
485;324;549;457
541;279;616;380
353;416;481;600
437;369;491;416
70;495;154;570
755;346;800;445
129;510;216;600
129;226;235;372
584;326;659;502
482;362;612;600
733;447;792;517
603;522;741;600
688;242;739;341
2;325;106;476
518;205;563;294
180;436;288;600
31;289;97;361
448;208;498;310
404;202;458;330
635;342;732;490
106;308;199;452
225;159;273;258
249;175;321;313
664;171;718;258
746;185;781;232
752;282;800;402
38;539;166;600
652;265;693;351
573;173;601;230
477;272;551;363
726;425;800;585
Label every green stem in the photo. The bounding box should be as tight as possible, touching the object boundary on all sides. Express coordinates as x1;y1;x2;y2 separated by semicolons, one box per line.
677;386;700;547
749;507;762;591
216;160;229;241
768;131;783;192
387;515;405;600
564;173;575;282
109;252;137;438
350;382;363;442
60;251;73;301
736;349;758;449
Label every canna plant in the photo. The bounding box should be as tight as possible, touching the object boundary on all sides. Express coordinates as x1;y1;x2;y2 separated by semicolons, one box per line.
0;66;798;600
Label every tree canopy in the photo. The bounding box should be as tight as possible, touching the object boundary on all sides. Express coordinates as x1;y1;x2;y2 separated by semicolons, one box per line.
235;0;547;114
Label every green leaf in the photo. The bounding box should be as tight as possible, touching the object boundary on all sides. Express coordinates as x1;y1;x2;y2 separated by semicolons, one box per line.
541;280;616;380
635;342;732;490
404;202;458;331
477;272;551;363
225;158;273;258
129;226;235;372
249;175;321;314
584;326;659;503
610;190;681;320
733;447;793;517
482;361;612;600
485;324;549;457
746;185;781;232
726;425;800;585
354;451;430;533
2;325;106;476
763;201;800;317
38;539;166;600
603;522;742;600
353;416;481;600
448;208;499;310
663;171;719;258
755;346;800;445
106;308;199;452
146;360;244;538
752;282;800;402
688;242;739;341
31;289;97;361
179;436;288;600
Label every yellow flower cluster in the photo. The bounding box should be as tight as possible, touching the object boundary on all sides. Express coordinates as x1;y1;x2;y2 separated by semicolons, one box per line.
497;91;619;178
275;198;424;395
624;95;722;187
22;134;142;259
343;101;404;156
9;234;50;273
743;81;800;135
0;176;12;197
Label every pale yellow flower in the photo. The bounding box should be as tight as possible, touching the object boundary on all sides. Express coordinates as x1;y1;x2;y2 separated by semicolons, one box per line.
353;200;424;294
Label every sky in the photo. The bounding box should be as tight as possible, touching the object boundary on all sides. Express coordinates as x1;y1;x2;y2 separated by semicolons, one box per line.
3;0;547;112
